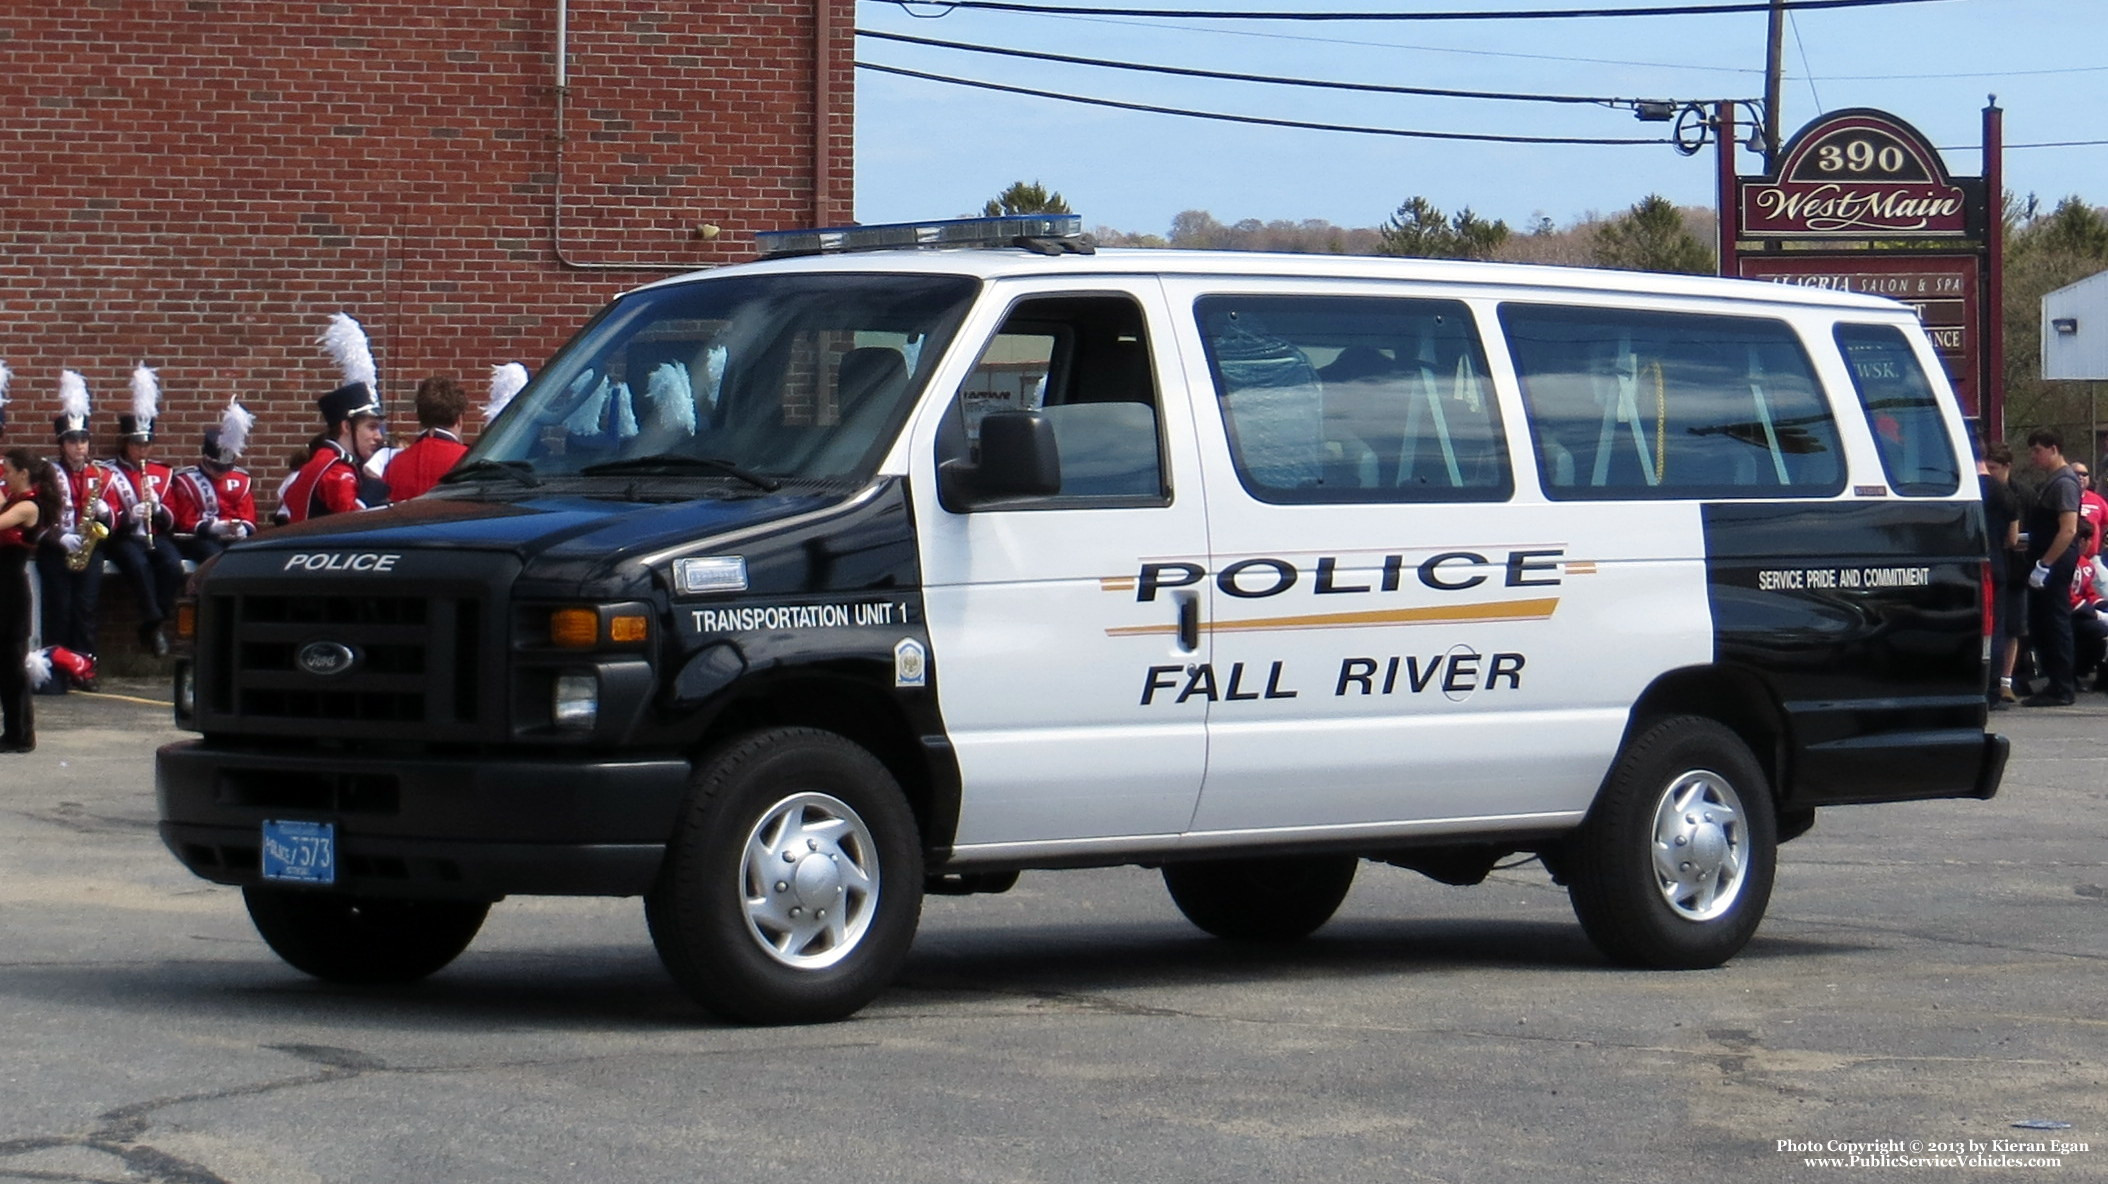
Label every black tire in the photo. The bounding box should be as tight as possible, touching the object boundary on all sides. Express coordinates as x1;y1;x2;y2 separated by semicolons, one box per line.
645;728;923;1025
1566;716;1778;970
242;888;488;985
1162;855;1358;942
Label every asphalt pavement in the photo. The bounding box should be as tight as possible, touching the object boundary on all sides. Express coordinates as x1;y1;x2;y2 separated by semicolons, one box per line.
0;683;2101;1183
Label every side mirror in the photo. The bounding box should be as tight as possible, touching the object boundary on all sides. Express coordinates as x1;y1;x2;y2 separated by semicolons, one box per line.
939;410;1062;512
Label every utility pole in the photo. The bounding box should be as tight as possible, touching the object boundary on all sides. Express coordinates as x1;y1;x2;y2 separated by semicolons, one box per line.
1763;0;1786;169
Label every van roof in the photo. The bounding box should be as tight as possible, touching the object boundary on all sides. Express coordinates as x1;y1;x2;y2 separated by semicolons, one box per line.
641;246;1909;314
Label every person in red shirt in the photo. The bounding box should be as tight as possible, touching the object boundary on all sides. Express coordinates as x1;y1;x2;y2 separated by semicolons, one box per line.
2075;462;2107;562
167;424;259;562
281;382;387;525
384;376;470;501
104;409;185;656
35;373;115;688
1;448;62;749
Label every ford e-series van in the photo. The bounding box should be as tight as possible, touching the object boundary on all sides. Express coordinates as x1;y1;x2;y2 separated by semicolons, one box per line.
157;215;2005;1023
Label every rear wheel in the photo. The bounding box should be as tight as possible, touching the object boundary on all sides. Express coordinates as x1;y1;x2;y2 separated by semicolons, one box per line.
646;728;923;1024
1566;716;1777;969
242;889;488;984
1162;855;1358;941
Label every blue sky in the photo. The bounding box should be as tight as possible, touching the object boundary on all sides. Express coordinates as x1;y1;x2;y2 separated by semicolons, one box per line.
852;0;2106;236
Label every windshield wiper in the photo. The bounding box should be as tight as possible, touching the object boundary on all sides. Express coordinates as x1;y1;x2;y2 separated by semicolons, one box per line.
439;459;542;487
577;453;782;491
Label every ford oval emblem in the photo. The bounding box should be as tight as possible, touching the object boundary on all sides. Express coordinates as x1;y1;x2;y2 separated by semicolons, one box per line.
297;641;358;677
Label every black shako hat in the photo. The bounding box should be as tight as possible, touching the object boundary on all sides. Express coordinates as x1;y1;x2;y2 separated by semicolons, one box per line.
116;413;154;444
318;381;382;429
54;413;89;442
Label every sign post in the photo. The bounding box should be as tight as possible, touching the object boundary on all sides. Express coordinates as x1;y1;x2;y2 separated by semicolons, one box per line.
1722;105;2003;437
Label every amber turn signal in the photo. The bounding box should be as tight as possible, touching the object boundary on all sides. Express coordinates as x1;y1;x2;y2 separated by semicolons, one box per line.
608;613;649;644
174;601;197;641
549;607;599;648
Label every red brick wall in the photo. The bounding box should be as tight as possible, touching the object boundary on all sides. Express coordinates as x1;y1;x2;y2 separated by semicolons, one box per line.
0;0;854;495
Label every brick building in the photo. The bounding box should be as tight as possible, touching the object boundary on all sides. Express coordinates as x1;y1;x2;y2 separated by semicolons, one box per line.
0;1;854;493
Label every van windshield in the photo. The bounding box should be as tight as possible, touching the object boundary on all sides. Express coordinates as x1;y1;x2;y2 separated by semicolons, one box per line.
464;273;978;484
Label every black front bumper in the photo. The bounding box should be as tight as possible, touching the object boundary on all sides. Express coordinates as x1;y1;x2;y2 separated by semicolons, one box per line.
156;740;692;899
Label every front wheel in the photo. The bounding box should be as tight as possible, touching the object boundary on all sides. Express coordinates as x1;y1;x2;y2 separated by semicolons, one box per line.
1162;855;1358;942
646;728;923;1024
242;888;488;984
1565;716;1778;969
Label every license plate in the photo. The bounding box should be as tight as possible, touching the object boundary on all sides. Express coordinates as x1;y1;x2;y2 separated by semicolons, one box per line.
261;820;336;885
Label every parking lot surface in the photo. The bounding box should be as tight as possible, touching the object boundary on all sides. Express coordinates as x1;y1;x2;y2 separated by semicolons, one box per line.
1;684;2101;1182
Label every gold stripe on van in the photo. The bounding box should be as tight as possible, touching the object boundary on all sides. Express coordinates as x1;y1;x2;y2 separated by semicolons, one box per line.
1099;576;1139;592
1565;561;1599;576
1105;597;1559;637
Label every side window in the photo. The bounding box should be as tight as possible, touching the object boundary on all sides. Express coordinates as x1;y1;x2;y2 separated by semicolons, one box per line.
1833;323;1962;496
1500;304;1845;500
941;295;1166;505
1195;295;1511;503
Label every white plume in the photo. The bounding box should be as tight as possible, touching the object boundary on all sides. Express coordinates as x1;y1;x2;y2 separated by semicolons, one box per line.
318;312;377;389
645;362;696;435
131;363;161;425
701;345;727;409
487;362;530;420
0;360;12;410
562;377;610;437
60;370;90;420
219;398;254;459
613;382;638;438
25;649;52;690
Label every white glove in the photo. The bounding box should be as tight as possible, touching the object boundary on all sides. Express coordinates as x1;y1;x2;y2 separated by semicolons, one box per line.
128;502;152;524
59;532;82;553
2030;563;2052;589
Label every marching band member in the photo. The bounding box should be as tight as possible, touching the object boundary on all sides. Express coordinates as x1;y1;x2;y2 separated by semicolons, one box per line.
104;364;183;657
35;371;113;690
383;375;470;501
281;381;386;524
280;311;390;524
167;399;259;562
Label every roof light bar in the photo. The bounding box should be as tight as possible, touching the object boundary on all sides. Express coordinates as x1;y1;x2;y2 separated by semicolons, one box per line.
757;214;1087;259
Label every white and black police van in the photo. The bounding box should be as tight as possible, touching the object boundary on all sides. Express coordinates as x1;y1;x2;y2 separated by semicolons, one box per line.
157;214;2007;1024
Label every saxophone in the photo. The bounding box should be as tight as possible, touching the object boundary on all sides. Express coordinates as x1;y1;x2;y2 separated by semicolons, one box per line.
66;470;109;573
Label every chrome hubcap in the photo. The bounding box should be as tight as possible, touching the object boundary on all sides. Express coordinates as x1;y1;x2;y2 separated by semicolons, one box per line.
1650;770;1748;922
740;792;879;969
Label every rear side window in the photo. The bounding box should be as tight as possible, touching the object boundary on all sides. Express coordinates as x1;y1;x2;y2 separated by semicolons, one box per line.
1501;304;1845;500
1833;323;1962;496
1195;295;1511;503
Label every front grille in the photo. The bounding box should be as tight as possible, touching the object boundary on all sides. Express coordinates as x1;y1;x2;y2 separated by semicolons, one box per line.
202;587;498;739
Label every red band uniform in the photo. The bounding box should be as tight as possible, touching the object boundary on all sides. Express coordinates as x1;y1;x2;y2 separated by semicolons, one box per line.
36;439;114;674
384;427;467;502
105;412;185;655
167;429;258;562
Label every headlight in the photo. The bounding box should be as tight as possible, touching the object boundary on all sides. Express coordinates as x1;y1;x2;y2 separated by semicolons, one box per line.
553;672;599;730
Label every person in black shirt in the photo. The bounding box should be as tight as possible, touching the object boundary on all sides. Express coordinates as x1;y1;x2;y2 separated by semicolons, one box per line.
2023;429;2083;706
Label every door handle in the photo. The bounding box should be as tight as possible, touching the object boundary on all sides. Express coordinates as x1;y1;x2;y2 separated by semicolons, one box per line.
1176;593;1199;653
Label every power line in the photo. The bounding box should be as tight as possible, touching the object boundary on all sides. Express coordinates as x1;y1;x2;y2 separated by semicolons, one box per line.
859;28;1741;107
857;61;1674;144
1821;63;2108;80
983;11;1770;74
884;0;1951;22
